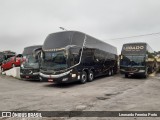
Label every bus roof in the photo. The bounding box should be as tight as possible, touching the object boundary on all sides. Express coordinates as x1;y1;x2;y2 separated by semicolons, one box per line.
121;42;154;55
43;31;117;54
23;45;42;55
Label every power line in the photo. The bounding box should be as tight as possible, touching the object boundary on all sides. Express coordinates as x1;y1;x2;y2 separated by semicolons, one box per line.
108;32;160;40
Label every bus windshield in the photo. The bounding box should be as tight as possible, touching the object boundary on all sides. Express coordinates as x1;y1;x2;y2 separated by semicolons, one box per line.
41;50;68;71
23;55;39;68
120;55;145;67
27;55;37;63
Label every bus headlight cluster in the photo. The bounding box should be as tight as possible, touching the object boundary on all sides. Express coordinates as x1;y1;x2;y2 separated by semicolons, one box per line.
62;78;68;81
139;70;145;72
71;74;76;78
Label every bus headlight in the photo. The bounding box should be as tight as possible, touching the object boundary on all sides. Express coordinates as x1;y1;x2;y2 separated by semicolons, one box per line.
139;70;145;72
62;78;68;81
71;74;76;78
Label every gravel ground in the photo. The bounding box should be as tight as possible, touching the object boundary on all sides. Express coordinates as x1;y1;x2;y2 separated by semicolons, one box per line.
0;73;160;120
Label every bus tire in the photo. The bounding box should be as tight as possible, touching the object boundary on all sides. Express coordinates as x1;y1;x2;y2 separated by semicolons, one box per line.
108;69;112;76
111;69;114;75
80;71;87;84
88;70;94;82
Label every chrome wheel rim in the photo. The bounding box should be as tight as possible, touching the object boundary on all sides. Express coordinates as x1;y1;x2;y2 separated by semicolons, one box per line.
82;74;86;82
89;73;93;80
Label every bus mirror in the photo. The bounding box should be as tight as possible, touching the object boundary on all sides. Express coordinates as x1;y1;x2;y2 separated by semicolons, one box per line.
32;47;42;60
36;51;41;60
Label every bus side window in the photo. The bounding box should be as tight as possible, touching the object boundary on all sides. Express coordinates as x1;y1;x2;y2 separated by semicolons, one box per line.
70;47;80;66
70;53;79;66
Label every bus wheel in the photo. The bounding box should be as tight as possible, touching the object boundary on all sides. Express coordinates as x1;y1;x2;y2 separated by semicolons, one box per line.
125;74;128;78
80;71;87;84
111;69;114;75
88;71;94;82
108;69;112;76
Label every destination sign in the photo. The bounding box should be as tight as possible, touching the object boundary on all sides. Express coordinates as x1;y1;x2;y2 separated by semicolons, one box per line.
122;43;146;54
123;46;145;51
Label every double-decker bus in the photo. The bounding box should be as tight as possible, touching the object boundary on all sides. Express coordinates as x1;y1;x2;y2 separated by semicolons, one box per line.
39;31;118;84
20;45;42;80
120;42;156;78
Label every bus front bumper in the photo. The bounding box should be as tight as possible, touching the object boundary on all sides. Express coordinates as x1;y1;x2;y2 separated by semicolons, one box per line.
20;73;39;80
120;69;146;75
20;68;40;80
39;70;80;83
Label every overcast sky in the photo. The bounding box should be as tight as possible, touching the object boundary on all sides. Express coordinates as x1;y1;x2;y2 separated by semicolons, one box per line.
0;0;160;54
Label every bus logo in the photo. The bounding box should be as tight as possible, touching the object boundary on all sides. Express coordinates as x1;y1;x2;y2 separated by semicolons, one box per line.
123;46;144;51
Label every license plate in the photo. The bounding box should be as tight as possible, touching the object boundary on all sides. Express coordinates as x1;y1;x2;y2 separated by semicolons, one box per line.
48;79;53;82
129;73;134;75
26;76;30;78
